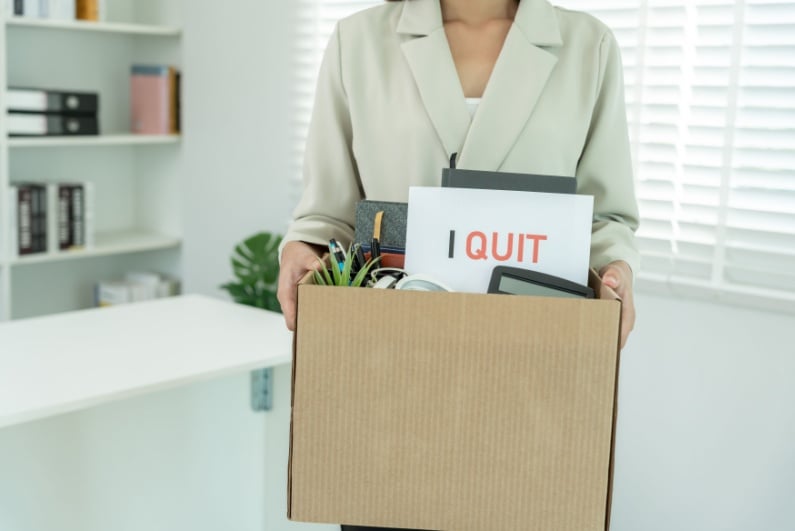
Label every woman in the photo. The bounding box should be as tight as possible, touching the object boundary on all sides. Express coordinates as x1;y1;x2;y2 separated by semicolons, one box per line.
279;0;638;527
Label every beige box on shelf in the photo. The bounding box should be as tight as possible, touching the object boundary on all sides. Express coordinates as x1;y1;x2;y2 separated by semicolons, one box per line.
288;270;622;531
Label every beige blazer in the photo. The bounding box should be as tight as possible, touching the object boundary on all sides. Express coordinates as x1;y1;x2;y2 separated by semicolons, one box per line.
284;0;640;273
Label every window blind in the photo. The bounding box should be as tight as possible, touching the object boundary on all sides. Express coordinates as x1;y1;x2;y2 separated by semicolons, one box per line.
291;0;795;311
557;0;795;311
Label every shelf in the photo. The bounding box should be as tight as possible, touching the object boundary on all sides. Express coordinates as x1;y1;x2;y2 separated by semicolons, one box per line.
0;294;292;429
8;134;181;148
5;16;181;37
11;230;181;266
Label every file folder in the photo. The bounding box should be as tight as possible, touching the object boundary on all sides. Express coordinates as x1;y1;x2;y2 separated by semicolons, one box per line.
441;167;576;194
6;88;99;115
8;112;99;136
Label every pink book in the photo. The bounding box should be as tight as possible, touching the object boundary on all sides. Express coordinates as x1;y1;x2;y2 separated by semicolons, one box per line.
130;65;178;134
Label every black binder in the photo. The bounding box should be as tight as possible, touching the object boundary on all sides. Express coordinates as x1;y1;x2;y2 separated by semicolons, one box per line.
7;88;99;115
8;112;99;136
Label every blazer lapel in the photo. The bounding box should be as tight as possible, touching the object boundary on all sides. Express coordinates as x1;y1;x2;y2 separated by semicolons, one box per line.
458;0;563;171
398;0;471;160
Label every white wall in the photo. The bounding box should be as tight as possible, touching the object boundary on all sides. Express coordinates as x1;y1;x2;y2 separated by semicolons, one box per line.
612;293;795;531
180;0;294;298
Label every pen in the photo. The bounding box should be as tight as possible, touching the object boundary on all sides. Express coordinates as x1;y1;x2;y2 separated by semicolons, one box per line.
370;238;381;262
329;239;346;272
352;244;366;274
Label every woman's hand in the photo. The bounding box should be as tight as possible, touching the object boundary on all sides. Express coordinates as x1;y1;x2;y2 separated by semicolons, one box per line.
599;260;635;350
277;241;325;331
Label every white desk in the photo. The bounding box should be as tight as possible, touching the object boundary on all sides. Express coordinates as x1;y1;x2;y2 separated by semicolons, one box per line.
0;294;293;429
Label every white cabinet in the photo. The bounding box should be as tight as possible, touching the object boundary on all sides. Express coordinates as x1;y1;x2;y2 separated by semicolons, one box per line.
0;294;296;531
0;1;182;320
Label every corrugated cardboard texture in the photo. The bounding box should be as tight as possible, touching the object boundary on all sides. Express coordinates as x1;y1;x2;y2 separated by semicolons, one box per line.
291;286;620;531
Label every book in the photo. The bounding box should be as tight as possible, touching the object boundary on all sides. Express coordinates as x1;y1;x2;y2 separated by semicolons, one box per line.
30;184;47;253
65;182;94;250
8;0;75;19
6;0;22;16
22;0;39;18
174;71;182;133
70;183;84;248
57;183;71;249
46;183;57;252
354;200;408;251
75;0;98;21
95;281;131;307
12;183;48;254
95;273;181;307
157;275;181;298
46;0;75;20
15;185;34;255
130;65;180;135
83;181;95;248
7;112;99;136
9;181;93;256
7;88;99;114
8;186;18;257
9;184;48;256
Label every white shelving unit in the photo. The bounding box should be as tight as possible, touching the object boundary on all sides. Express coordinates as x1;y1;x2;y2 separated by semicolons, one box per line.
10;229;180;266
5;16;181;36
0;1;183;321
8;133;180;148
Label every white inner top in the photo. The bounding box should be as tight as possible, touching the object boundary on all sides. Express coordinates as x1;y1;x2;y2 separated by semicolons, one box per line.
465;97;482;119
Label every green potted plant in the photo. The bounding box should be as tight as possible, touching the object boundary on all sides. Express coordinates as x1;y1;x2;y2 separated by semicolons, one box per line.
312;242;380;287
220;231;282;313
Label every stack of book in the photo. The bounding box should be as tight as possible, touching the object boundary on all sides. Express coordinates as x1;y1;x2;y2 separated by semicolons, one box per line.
130;64;181;135
8;182;94;257
5;0;105;21
95;272;181;307
6;87;100;137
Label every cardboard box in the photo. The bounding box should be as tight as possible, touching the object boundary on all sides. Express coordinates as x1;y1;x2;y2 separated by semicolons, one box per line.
289;270;622;531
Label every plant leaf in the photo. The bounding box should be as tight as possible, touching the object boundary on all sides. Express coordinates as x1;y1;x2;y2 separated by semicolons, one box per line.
314;257;333;286
234;242;256;263
341;247;355;286
351;255;381;287
313;270;325;285
220;231;283;313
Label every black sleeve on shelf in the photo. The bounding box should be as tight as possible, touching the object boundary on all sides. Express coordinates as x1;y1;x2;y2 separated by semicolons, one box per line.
32;185;47;253
58;184;73;250
70;184;85;248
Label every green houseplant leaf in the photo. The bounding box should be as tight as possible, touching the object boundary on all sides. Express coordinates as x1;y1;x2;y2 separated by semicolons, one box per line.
220;231;283;313
312;243;380;287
